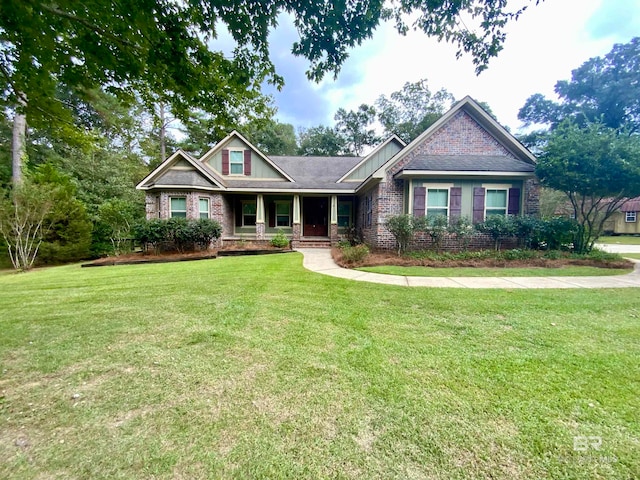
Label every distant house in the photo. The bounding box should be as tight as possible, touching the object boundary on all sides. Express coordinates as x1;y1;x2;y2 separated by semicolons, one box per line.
606;196;640;235
136;96;539;249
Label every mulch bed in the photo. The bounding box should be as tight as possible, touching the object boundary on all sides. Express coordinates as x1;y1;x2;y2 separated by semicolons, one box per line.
331;248;635;270
82;247;292;267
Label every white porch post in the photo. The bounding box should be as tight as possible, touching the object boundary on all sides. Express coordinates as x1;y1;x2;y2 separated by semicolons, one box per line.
293;195;301;224
330;195;338;225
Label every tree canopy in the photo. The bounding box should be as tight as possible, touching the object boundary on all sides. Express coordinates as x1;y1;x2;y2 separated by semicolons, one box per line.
536;120;640;252
2;0;540;129
375;79;455;143
518;37;640;133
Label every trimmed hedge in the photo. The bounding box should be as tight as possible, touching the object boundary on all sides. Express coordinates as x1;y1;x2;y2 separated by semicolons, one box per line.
133;218;222;253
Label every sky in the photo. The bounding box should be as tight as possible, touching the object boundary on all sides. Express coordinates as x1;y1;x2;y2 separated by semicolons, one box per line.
257;0;640;135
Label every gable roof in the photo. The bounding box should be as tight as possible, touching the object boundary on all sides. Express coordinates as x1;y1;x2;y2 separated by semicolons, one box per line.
337;135;406;182
370;96;536;182
136;149;225;191
200;130;295;182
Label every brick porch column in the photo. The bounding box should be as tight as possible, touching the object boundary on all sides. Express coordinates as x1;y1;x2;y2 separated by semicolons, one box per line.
256;194;265;240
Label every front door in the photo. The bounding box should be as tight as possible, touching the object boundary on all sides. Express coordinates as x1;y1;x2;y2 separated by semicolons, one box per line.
303;197;328;236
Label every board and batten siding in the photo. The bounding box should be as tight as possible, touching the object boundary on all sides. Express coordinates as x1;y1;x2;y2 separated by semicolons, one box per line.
343;141;404;181
206;137;284;179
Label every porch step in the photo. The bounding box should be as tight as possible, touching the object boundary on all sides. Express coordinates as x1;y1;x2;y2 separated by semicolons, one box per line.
296;239;332;248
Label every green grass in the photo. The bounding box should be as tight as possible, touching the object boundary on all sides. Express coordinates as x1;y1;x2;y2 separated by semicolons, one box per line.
622;253;640;260
357;265;633;277
1;254;639;479
598;235;640;245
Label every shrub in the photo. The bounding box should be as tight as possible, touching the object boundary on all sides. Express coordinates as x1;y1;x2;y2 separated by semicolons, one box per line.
133;218;222;253
475;215;516;250
448;216;473;250
385;214;418;255
536;217;579;250
512;215;540;249
270;229;290;248
423;214;449;251
500;248;538;261
340;244;370;264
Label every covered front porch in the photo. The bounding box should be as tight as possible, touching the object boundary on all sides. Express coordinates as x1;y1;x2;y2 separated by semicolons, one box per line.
223;194;355;248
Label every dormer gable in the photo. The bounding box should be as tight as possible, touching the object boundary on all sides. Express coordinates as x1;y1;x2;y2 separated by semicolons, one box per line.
200;130;294;182
136;150;225;191
338;135;406;182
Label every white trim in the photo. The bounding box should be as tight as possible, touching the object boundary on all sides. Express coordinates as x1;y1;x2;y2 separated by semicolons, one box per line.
228;149;245;176
198;197;210;219
484;188;509;218
140;184;222;192
425;187;450;218
225;187;357;194
625;211;637;223
169;196;187;218
396;171;533;178
256;194;265;224
481;183;512;189
136;150;225;191
330;195;338;225
200;130;295;182
293;195;301;224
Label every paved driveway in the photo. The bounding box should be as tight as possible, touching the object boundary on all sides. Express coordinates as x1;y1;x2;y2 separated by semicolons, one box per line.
595;243;640;254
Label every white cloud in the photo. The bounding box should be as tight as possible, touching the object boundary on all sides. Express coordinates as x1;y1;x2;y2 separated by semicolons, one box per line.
270;0;640;133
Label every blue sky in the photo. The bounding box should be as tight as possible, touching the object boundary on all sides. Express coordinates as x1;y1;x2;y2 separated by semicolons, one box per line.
258;0;640;134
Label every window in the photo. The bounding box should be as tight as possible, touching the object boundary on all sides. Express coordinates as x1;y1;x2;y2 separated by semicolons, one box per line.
170;197;187;218
364;195;372;227
242;201;256;226
426;189;448;217
199;198;210;219
230;150;244;175
275;202;291;227
338;201;352;227
626;211;637;223
485;189;508;217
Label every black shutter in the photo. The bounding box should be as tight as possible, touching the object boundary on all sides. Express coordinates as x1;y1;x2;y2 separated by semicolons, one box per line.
413;187;426;217
508;188;521;215
473;187;485;224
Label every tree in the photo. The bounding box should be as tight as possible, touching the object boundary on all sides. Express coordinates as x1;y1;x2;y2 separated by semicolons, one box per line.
375;80;455;142
536;120;640;253
0;179;61;271
334;104;379;156
97;199;142;256
2;1;541;181
298;126;346;156
242;120;298;156
519;38;640;132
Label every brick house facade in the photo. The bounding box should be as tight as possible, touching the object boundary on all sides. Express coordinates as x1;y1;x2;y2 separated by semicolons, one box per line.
137;96;539;250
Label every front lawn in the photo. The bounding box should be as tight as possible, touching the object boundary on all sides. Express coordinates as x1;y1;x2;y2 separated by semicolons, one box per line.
0;254;638;479
598;235;640;245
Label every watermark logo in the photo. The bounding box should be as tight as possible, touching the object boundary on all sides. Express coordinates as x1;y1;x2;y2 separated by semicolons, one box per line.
573;436;602;452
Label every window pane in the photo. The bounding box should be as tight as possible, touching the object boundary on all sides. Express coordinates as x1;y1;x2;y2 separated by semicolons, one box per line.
486;209;506;217
486;190;507;208
171;198;186;210
276;203;290;215
427;208;448;217
230;151;243;162
427;189;448;207
242;203;256;215
199;198;209;212
277;216;289;227
338;203;351;215
338;216;350;227
230;151;244;174
230;163;243;174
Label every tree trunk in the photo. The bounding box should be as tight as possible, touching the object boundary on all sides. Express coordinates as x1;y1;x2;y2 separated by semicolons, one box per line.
12;97;27;185
159;102;166;162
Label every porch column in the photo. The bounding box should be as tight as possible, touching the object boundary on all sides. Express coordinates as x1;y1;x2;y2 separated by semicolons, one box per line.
256;194;265;240
292;195;301;246
330;195;339;245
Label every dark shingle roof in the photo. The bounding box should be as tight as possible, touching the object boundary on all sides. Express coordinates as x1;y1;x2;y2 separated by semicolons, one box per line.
401;155;535;173
225;156;362;190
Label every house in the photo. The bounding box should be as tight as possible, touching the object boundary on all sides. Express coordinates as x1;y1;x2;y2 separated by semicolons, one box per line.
136;96;539;249
606;196;640;235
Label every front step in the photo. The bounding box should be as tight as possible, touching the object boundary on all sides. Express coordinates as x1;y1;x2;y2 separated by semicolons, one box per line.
294;239;332;248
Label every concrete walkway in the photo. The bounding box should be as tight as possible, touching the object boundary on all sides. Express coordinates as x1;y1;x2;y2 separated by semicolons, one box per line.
296;248;640;289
